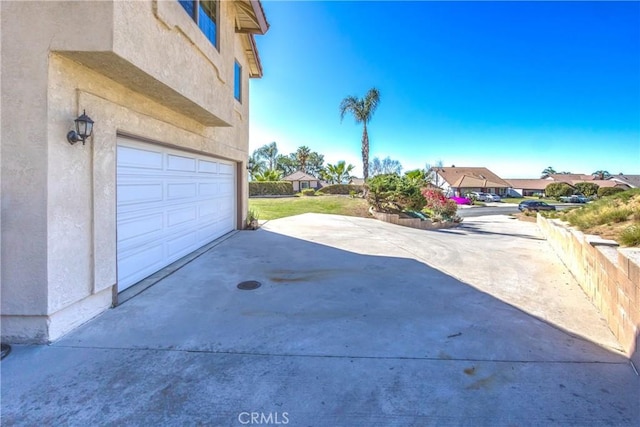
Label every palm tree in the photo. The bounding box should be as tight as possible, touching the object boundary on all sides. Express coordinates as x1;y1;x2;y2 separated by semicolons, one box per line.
295;146;311;173
256;142;279;171
254;169;283;181
323;161;356;184
592;170;611;180
541;166;556;177
247;152;266;181
339;87;381;181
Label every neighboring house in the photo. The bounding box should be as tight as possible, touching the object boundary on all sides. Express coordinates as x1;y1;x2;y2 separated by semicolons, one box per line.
429;167;511;197
1;0;269;343
607;174;640;189
282;171;323;192
349;178;365;186
542;173;595;181
505;179;551;197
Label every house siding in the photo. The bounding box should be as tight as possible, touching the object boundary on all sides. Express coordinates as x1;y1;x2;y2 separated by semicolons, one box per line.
1;0;262;343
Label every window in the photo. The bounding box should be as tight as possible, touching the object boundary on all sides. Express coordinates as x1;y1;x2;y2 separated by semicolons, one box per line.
178;0;218;49
300;181;309;189
234;60;242;102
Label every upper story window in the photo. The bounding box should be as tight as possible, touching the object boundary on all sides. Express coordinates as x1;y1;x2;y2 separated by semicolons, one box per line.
179;0;218;49
234;61;242;102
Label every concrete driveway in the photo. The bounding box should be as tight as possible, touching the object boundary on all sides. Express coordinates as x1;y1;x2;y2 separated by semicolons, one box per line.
2;214;638;426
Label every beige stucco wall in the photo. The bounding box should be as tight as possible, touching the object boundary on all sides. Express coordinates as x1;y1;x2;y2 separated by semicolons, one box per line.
1;0;255;343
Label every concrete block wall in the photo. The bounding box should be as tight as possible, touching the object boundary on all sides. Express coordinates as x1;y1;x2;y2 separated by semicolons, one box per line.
537;215;640;366
370;211;460;231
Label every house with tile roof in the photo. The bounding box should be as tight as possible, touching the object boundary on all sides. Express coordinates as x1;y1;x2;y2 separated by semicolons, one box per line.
429;167;511;197
282;171;325;192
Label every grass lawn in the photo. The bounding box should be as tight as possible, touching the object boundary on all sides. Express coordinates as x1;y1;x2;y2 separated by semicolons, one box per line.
249;195;370;220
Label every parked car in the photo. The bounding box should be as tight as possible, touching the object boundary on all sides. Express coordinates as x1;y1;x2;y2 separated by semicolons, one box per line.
449;196;472;205
469;192;488;201
518;201;556;212
485;193;501;202
559;195;589;203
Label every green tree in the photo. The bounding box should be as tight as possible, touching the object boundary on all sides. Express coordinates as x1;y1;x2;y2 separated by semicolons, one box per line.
574;182;600;197
256;142;279;171
305;152;325;178
597;187;624;197
404;169;427;186
295;146;312;173
366;173;425;212
247;152;266;181
254;169;283;181
339;87;381;181
323;161;356;184
541;166;556;177
545;182;574;199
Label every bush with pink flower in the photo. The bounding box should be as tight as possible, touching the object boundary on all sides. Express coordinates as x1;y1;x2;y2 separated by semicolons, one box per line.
421;189;460;222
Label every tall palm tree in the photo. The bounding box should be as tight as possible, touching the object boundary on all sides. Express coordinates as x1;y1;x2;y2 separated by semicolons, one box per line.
256;142;279;171
339;87;381;181
296;146;311;173
324;161;356;184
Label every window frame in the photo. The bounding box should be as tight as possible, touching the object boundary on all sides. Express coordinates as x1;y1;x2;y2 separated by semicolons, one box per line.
178;0;219;51
234;60;242;103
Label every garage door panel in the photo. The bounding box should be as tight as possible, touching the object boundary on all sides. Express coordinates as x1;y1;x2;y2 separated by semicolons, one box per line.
167;154;197;172
219;163;234;175
118;183;164;205
198;182;218;196
167;182;198;200
118;244;165;285
118;213;164;243
167;205;198;228
198;159;218;173
117;146;163;170
117;138;236;292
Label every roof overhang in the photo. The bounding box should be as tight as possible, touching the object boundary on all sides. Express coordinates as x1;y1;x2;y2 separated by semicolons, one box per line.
235;0;269;34
235;0;269;78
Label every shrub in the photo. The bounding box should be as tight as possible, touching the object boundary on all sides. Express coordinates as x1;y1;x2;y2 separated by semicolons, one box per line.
300;188;316;196
620;225;640;247
421;189;458;221
317;184;363;195
574;182;599;197
249;181;294;196
545;182;574;199
366;174;425;212
597;187;625;198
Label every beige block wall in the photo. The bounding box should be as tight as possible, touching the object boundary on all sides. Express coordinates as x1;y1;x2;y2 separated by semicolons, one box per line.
1;1;254;342
537;216;640;367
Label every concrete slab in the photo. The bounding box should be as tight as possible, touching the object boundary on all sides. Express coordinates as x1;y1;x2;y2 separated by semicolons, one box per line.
2;214;638;425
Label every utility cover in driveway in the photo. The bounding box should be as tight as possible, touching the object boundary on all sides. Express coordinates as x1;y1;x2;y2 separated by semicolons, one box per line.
116;137;236;291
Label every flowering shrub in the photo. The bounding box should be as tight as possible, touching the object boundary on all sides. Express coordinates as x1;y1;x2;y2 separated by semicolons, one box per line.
366;174;426;212
422;189;459;221
450;196;472;205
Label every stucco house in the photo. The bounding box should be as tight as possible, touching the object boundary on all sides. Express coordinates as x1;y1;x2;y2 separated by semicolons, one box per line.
505;179;550;197
282;171;323;192
1;0;269;343
429;167;511;197
607;174;640;189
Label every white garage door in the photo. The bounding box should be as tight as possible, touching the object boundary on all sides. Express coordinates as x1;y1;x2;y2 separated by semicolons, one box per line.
116;137;236;291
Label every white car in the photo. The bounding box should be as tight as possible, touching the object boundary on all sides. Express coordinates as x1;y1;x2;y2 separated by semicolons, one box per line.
485;193;501;202
469;191;488;201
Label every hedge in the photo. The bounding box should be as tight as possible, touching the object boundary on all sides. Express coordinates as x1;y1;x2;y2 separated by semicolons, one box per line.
249;181;293;196
316;184;364;195
545;182;574;199
597;187;625;198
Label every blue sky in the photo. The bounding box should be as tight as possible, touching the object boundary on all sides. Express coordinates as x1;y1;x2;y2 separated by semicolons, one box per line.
249;1;640;178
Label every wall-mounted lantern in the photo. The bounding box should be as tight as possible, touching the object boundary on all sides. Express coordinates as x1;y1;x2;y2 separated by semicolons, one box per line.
67;110;94;145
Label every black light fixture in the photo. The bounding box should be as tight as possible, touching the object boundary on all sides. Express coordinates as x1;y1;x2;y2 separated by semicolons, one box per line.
67;110;94;145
